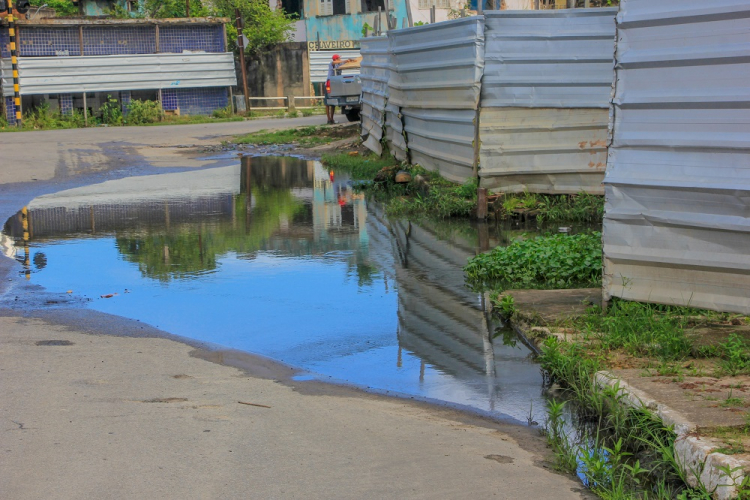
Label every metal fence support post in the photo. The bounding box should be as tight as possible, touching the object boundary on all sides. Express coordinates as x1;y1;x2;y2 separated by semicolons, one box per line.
477;188;488;219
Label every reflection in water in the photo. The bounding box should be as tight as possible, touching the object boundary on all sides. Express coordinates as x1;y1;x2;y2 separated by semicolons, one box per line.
2;156;545;423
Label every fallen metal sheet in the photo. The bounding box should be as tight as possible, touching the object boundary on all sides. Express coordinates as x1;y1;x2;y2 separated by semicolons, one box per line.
403;107;476;184
309;49;361;83
603;0;750;314
1;53;236;95
482;9;617;108
388;17;485;110
479;107;608;194
360;37;390;156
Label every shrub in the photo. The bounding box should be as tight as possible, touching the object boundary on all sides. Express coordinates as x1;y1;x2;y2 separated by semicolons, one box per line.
125;99;162;125
100;95;123;126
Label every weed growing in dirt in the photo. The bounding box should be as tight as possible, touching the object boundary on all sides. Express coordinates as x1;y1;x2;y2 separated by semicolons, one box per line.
716;333;750;376
540;339;715;499
464;232;602;290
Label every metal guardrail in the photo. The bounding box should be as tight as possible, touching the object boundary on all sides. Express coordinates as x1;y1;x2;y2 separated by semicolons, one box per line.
242;95;325;111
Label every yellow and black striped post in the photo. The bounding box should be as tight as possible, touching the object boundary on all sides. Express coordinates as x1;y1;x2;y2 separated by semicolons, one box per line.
6;0;22;127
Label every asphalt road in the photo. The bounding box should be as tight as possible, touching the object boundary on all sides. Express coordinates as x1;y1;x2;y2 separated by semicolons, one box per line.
0;119;589;499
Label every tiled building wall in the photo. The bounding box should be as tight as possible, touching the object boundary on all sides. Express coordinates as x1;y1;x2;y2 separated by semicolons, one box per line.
60;94;74;115
158;25;224;53
175;87;228;115
5;96;16;125
1;28;10;58
83;26;157;55
18;27;82;56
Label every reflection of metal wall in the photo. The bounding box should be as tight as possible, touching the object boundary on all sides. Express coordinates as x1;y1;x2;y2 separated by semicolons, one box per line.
359;37;389;156
603;0;750;315
479;10;617;194
388;18;485;182
7;198;236;240
388;218;493;378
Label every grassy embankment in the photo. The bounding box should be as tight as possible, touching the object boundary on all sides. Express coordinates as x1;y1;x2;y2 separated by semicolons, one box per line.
464;237;750;498
321;152;605;222
233;125;349;148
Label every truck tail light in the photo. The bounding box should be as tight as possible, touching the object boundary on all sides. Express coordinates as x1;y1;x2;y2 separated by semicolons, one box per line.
325;79;331;94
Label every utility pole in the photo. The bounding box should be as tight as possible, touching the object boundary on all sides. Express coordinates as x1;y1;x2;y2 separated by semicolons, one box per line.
186;0;190;17
235;8;250;114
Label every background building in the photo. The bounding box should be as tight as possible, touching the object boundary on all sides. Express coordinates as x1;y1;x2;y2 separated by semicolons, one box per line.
0;17;236;124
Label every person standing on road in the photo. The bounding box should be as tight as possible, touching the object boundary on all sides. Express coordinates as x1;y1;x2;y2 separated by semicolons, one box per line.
326;54;353;125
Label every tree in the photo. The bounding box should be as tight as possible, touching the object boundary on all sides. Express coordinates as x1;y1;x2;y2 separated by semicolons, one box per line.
28;0;78;17
211;0;296;55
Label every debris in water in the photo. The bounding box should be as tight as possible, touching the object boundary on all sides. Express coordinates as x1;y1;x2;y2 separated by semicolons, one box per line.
100;293;118;298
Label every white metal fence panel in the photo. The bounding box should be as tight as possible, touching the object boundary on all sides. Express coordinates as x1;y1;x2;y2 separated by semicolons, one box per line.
403;108;477;183
603;0;750;315
388;17;485;110
387;17;485;180
1;53;236;95
482;9;618;108
309;49;361;83
359;37;390;156
478;9;617;195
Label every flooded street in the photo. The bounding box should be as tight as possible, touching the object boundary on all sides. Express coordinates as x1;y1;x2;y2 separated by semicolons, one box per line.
3;156;546;424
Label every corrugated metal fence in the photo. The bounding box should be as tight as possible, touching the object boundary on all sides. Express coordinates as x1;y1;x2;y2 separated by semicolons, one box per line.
389;18;485;183
359;37;389;156
603;0;750;315
359;9;616;191
479;9;617;194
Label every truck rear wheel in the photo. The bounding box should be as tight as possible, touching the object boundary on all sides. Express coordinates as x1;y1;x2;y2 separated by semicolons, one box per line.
345;109;361;122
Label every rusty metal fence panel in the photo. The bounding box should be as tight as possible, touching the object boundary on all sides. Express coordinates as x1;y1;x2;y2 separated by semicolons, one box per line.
387;17;485;181
603;0;750;315
478;9;617;194
359;37;390;156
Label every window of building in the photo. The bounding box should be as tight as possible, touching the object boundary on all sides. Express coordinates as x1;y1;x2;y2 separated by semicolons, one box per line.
281;0;303;17
418;0;450;8
319;0;349;15
361;0;385;12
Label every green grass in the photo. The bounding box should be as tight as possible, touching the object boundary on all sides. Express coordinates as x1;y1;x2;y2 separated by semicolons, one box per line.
540;343;715;499
464;232;602;290
538;302;750;498
321;152;397;179
322;158;479;219
234;126;335;147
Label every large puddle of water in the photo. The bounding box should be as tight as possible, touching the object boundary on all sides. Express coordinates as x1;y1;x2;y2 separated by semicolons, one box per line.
2;156;551;424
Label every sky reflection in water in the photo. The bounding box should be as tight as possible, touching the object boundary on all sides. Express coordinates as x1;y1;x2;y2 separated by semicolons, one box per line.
3;156;546;424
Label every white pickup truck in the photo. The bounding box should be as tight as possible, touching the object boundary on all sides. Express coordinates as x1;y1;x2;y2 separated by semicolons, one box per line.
325;74;362;122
